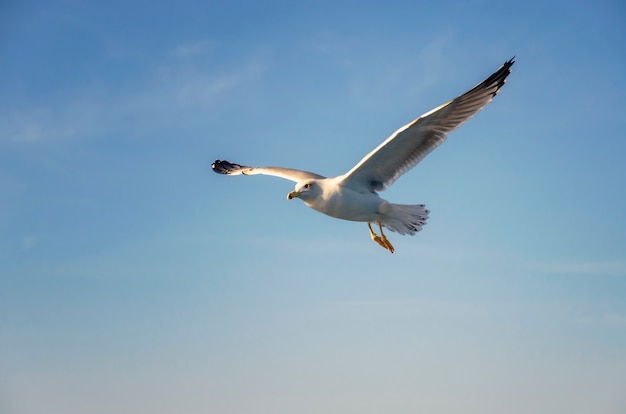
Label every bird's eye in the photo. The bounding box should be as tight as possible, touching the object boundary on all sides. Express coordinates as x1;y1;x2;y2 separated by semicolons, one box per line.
304;183;310;189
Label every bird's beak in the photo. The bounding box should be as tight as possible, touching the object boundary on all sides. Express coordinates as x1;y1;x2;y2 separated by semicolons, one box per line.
287;190;300;200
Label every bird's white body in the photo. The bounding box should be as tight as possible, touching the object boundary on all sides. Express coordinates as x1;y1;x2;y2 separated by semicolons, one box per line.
290;177;429;237
212;58;515;252
296;178;385;222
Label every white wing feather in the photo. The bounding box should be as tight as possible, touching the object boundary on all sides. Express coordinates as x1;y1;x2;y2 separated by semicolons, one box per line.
339;58;514;192
212;160;325;183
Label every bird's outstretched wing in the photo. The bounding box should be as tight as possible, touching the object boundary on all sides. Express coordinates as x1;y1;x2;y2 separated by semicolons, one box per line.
212;160;325;183
339;58;514;192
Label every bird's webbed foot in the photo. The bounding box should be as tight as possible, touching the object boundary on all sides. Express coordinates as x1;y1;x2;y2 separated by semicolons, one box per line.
367;222;395;253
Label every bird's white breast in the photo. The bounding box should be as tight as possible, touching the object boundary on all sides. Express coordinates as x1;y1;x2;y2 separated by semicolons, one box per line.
303;180;383;222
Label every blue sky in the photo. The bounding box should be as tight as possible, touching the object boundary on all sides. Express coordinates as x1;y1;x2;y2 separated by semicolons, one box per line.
1;0;626;413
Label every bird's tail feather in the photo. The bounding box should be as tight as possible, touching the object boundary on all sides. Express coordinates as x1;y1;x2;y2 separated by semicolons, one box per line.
382;204;429;235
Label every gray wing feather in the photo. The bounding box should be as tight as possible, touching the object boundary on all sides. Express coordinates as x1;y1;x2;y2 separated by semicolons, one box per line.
339;58;514;192
212;160;325;183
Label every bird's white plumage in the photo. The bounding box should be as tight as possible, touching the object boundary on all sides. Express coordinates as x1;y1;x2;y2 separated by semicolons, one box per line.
212;58;514;252
339;59;514;192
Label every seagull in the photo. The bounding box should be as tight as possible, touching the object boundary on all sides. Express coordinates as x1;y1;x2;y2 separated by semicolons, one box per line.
212;58;514;253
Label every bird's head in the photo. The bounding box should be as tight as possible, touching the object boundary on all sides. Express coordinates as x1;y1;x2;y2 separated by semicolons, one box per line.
287;180;319;201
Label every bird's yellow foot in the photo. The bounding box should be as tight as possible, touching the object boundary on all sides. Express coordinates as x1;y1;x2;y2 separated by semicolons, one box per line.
368;222;395;253
380;236;395;253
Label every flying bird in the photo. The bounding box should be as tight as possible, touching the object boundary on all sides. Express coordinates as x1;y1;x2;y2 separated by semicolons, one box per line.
212;58;514;253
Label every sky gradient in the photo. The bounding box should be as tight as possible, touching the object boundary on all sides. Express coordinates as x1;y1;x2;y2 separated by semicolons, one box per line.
2;1;626;413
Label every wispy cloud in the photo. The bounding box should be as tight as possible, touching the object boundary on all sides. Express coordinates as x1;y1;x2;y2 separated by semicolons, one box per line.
307;32;454;108
580;312;626;326
527;259;626;277
326;299;489;322
1;104;97;144
600;313;626;325
22;236;35;250
0;173;27;228
0;42;267;145
175;40;216;58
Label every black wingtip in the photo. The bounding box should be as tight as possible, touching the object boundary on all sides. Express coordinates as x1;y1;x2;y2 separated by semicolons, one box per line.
483;57;515;97
211;159;247;175
503;56;515;72
212;159;231;174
